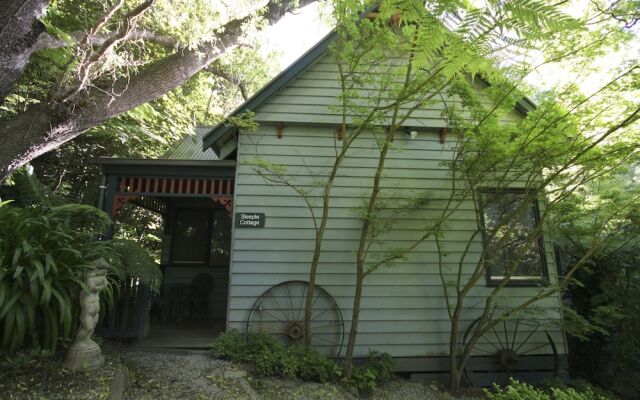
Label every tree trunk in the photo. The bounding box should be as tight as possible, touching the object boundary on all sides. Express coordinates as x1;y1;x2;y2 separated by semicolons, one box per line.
0;0;317;179
304;129;353;346
0;0;50;103
343;260;364;378
0;42;229;178
304;178;336;346
344;126;397;377
448;298;464;392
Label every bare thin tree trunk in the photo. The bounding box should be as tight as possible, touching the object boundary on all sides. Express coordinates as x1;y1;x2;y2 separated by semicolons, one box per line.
344;125;396;377
343;256;364;377
448;298;464;392
304;151;345;346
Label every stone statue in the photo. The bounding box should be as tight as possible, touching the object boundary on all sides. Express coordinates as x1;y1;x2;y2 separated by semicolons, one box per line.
63;259;109;371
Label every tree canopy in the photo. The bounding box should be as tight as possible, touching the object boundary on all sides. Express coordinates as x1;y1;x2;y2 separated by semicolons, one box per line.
0;0;316;180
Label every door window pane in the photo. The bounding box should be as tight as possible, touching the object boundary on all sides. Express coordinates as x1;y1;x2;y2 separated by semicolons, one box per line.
209;210;231;266
172;209;210;263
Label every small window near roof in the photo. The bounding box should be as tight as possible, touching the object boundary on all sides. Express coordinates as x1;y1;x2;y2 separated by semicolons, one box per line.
479;189;548;285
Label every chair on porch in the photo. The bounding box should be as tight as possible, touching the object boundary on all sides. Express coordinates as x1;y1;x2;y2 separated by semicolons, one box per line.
190;273;213;322
166;284;192;322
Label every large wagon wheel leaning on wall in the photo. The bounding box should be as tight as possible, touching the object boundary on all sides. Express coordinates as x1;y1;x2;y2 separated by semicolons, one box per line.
246;280;345;358
462;317;559;387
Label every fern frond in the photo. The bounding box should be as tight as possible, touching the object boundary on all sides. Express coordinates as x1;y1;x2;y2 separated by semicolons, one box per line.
500;0;582;35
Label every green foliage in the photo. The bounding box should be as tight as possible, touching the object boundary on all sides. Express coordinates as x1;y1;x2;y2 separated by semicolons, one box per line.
563;245;640;399
0;167;59;207
226;111;259;132
112;239;162;294
486;379;610;400
253;340;342;381
348;350;396;394
211;331;395;393
552;164;640;398
0;202;123;357
211;329;248;360
212;330;342;382
560;307;611;342
111;203;164;266
486;379;547;400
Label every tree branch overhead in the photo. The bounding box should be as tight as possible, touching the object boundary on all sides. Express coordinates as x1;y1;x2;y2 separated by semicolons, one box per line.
0;0;318;179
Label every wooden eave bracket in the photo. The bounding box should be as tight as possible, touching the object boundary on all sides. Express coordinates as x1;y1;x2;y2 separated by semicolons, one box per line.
276;122;284;139
439;127;448;144
336;125;344;141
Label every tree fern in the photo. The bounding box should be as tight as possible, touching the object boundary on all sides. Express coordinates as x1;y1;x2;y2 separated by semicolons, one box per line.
498;0;583;37
112;239;163;294
3;168;56;207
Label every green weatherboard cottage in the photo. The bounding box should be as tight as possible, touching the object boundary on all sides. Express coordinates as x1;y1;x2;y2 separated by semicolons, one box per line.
94;29;566;384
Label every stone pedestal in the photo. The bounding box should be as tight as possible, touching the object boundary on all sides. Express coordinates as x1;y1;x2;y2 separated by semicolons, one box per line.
63;339;105;370
63;261;108;371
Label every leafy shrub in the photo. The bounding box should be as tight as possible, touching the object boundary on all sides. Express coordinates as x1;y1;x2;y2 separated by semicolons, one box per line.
349;350;396;393
287;345;343;382
486;379;611;400
486;380;550;400
0;201;123;357
0;168;59;208
211;329;249;360
564;245;640;399
212;330;342;381
212;330;394;392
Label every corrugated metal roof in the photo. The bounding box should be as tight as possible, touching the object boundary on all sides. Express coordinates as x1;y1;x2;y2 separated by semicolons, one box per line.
161;126;218;160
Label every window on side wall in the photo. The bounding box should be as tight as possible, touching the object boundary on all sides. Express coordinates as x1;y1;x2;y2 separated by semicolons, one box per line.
479;189;548;285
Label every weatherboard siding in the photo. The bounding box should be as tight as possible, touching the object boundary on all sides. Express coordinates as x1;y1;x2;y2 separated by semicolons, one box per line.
225;50;563;359
227;124;566;358
252;55;522;127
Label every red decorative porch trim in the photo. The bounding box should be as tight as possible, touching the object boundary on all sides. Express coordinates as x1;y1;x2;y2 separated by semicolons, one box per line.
112;195;139;216
211;196;233;218
114;176;234;197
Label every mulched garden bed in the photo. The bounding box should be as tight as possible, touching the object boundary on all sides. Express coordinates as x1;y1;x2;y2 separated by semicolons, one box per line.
0;343;123;400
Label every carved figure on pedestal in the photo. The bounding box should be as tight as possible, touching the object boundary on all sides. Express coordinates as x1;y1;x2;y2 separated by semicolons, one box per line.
63;259;109;371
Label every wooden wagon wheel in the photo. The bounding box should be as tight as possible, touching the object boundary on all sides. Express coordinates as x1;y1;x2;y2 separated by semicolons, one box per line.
246;280;345;358
462;317;559;387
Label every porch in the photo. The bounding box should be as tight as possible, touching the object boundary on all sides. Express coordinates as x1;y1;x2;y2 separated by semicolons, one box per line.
94;157;235;349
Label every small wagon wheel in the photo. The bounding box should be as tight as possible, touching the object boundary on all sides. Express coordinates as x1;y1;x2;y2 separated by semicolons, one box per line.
246;280;345;358
462;317;559;387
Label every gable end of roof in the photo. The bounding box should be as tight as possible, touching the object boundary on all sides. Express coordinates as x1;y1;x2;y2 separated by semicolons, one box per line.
203;29;538;158
202;31;338;153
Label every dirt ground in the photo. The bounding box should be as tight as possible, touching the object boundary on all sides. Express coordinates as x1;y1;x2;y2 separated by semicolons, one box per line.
0;346;121;400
